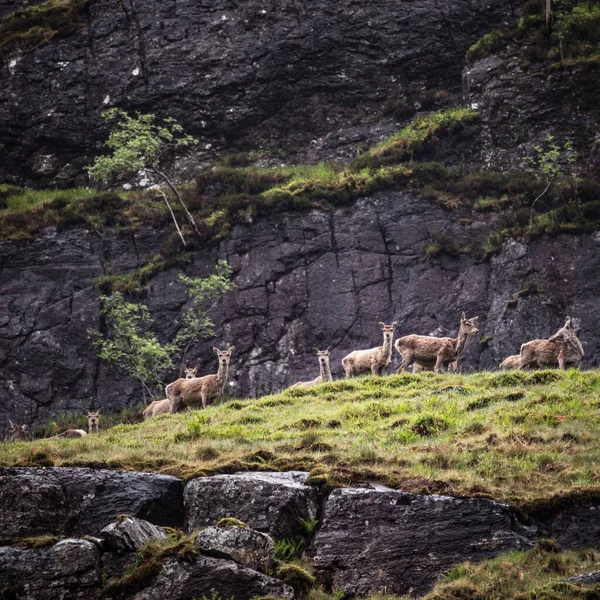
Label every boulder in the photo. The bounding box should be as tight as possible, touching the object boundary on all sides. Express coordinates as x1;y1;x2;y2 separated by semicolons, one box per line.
0;467;184;537
184;471;318;539
134;554;294;600
565;571;600;586
196;525;275;572
0;539;100;600
310;488;536;596
100;515;169;552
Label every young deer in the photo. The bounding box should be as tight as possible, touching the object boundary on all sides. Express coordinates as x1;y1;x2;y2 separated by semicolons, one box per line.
289;347;333;389
342;322;397;378
143;398;170;420
8;420;29;442
395;313;479;374
84;408;103;434
167;346;235;412
500;354;522;370
518;317;583;370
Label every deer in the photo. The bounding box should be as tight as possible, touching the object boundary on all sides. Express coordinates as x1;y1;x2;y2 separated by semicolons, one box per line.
167;346;235;412
342;322;397;378
395;312;479;374
518;317;583;370
500;354;522;370
181;365;198;379
289;347;333;389
84;408;103;433
8;420;29;442
143;398;170;420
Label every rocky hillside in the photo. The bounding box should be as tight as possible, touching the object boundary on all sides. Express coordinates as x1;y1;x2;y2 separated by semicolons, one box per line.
1;0;599;433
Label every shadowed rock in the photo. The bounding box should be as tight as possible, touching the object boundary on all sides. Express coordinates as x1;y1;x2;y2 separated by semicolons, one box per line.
196;525;275;572
0;467;184;537
0;539;100;600
310;487;536;596
100;515;168;552
184;471;318;539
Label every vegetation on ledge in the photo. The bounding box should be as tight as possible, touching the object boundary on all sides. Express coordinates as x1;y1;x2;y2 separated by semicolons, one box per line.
4;369;600;511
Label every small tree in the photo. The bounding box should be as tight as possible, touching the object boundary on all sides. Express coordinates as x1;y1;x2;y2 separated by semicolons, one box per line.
89;262;233;403
526;134;577;230
86;109;200;246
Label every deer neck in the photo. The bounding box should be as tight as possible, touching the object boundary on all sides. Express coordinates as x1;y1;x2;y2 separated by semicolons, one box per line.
320;360;332;382
454;325;469;356
216;362;230;393
382;335;393;364
566;334;584;359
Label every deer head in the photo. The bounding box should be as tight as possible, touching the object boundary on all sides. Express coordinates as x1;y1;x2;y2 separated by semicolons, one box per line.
182;366;198;379
460;312;479;335
313;346;332;368
84;408;103;434
378;322;398;344
213;346;235;369
9;420;29;441
549;316;578;344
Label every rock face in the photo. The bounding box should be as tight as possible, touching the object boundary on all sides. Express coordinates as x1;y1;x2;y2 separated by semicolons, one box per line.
196;525;275;572
0;0;516;187
0;467;184;536
100;515;168;552
3;190;600;435
135;554;294;600
310;487;536;596
184;471;318;540
545;500;600;551
0;539;101;600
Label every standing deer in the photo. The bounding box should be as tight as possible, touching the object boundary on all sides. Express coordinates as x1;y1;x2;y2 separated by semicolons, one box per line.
84;408;104;434
181;365;198;379
8;421;29;442
395;313;479;374
289;347;333;389
167;346;235;412
518;317;583;370
342;322;397;378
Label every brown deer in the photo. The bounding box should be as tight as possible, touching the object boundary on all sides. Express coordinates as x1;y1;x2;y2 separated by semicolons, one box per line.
143;398;170;420
289;347;333;389
342;322;397;378
167;346;235;412
181;365;198;379
84;408;103;434
518;317;583;370
500;354;521;370
395;313;479;374
8;421;29;442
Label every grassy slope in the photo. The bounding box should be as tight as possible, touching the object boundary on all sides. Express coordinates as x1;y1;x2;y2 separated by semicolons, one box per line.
3;369;600;510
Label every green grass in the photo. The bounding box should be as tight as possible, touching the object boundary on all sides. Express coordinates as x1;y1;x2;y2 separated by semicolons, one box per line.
0;0;89;51
4;370;600;509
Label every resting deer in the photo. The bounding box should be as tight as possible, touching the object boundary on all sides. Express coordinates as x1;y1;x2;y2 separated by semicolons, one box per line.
500;354;521;370
412;361;458;373
342;322;397;378
289;347;333;389
167;346;235;411
8;420;29;442
143;398;170;420
518;317;583;370
395;313;479;374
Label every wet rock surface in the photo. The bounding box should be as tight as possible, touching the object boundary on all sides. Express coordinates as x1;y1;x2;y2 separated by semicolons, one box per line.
546;500;600;551
0;0;516;186
0;467;184;537
100;515;168;552
310;487;536;596
196;525;275;572
184;471;318;540
3;192;600;435
0;539;101;600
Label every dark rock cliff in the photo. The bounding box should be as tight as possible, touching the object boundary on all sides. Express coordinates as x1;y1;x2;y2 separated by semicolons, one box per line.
2;189;600;434
0;0;517;186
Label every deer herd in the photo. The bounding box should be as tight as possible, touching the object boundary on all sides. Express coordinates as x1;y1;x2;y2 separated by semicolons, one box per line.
6;314;584;441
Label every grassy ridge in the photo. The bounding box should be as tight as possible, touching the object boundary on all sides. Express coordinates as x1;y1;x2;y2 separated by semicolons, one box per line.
3;369;600;508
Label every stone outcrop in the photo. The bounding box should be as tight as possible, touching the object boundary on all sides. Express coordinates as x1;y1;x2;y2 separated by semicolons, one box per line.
310;487;536;596
540;499;600;551
134;554;294;600
0;539;101;600
0;467;184;536
184;471;318;540
0;0;516;187
196;525;275;572
100;515;168;552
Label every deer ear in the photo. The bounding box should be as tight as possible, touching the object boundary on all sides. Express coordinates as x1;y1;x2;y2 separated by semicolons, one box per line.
22;424;28;431
461;312;466;320
9;420;15;430
97;408;104;415
565;317;573;328
472;316;479;322
228;345;235;354
392;321;398;328
378;322;385;328
313;347;320;354
326;346;332;353
213;347;219;355
84;410;90;416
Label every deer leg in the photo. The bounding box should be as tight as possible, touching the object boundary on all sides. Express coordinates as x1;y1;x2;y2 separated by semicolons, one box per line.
371;364;380;376
201;392;209;410
434;355;445;374
396;352;413;374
